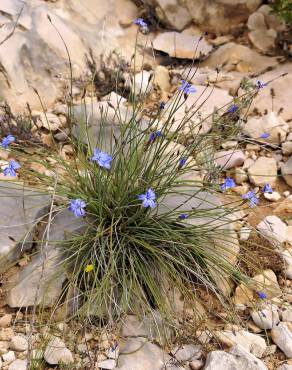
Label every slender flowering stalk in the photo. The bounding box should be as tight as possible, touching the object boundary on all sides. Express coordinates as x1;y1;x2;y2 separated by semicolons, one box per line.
90;149;113;170
220;178;236;192
138;188;156;209
1;135;15;149
179;80;196;94
68;199;86;217
242;190;259;208
260;133;270;139
3;160;21;177
227;104;238;114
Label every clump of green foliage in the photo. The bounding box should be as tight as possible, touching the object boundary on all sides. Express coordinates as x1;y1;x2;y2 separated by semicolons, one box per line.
270;0;292;25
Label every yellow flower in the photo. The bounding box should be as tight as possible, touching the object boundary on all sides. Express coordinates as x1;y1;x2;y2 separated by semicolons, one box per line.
85;264;94;273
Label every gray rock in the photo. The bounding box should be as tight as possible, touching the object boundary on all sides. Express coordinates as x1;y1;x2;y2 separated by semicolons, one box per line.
131;71;153;96
186;0;262;34
7;210;87;308
72;94;133;152
216;329;267;358
215;150;246;170
249;64;292;122
243;112;288;145
121;313;172;345
44;336;73;365
2;350;16;363
152;32;212;59
97;358;116;369
271;322;292;358
9;335;28;351
146;0;192;30
0;1;141;112
257;215;287;248
251;305;280;330
282;157;292;188
282;307;292;322
277;365;292;370
202;42;279;73
204;344;268;370
189;359;204;370
0;182;49;273
8;359;27;370
247;157;277;186
171;344;202;362
116;337;183;370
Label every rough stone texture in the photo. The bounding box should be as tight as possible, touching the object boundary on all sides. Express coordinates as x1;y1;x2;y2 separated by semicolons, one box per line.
215;150;246;170
186;0;262;34
250;64;292;122
44;336;73;365
251;305;280;330
247;11;277;53
282;307;292;322
171;344;202;362
247;157;277;186
204;345;268;370
116;337;183;370
7;210;88;308
281;157;292;188
8;359;27;370
271;322;292;358
243;112;289;145
146;0;192;30
0;0;146;112
152;32;212;59
9;335;28;351
216;330;267;358
0;182;49;274
120;314;172;345
202;43;279;73
73;93;133;151
158;85;232;136
257;215;287;247
277;365;292;370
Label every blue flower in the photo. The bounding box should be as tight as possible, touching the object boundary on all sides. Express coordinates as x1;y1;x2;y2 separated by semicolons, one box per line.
262;183;273;194
179;80;196;95
133;18;148;28
260;132;270;139
220;177;236;192
178;157;187;168
257;291;267;299
242;190;259;208
90;149;112;169
68;199;86;217
138;188;156;208
159;102;165;110
148;131;161;143
1;135;15;149
179;214;188;220
3;160;21;177
256;80;267;89
227;104;238;114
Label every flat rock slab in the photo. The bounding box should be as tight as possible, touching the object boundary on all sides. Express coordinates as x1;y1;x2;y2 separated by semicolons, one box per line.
7;210;88;308
0;182;49;273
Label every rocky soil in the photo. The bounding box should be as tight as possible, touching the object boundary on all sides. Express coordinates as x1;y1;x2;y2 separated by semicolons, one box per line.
0;0;292;369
